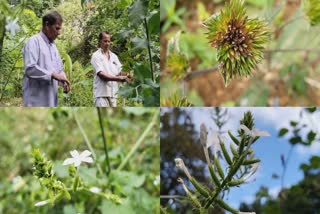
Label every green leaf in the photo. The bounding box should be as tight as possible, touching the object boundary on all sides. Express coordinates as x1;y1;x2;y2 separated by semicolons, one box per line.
109;170;146;195
128;0;148;27
133;62;151;81
289;136;302;145
278;128;289;137
306;107;317;113
61;52;73;81
63;204;78;214
307;131;316;143
290;121;298;127
99;199;134;214
131;36;148;52
147;10;160;35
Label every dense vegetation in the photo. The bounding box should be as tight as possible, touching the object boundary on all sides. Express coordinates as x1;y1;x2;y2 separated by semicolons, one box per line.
0;107;160;213
0;0;160;106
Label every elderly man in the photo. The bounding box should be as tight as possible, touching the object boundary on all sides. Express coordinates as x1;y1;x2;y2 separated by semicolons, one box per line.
90;31;131;107
22;11;70;107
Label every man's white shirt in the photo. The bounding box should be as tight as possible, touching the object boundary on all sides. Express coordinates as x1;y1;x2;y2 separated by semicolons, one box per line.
91;48;122;98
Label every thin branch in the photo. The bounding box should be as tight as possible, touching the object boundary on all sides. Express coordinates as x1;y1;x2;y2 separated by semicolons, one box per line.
73;109;104;175
264;48;320;53
183;67;219;81
160;195;186;199
117;110;158;171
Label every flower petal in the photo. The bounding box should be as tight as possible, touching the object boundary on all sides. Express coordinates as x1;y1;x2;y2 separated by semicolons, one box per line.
70;150;79;158
253;128;270;137
240;124;251;135
63;158;75;165
82;157;93;163
80;150;92;158
74;159;82;167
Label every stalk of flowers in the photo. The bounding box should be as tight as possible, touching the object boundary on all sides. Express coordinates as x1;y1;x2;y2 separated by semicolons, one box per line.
32;148;70;206
203;0;270;86
175;112;270;214
305;0;320;26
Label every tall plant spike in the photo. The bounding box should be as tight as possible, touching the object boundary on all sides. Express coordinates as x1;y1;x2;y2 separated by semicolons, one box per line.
204;0;270;86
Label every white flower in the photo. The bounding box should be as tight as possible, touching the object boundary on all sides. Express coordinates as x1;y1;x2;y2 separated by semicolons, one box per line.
240;125;270;138
153;175;160;186
35;199;50;207
89;187;101;193
243;163;259;182
207;131;226;156
5;17;20;36
63;150;94;167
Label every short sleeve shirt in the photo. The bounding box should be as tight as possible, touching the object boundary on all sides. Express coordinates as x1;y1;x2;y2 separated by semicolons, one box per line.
90;48;122;98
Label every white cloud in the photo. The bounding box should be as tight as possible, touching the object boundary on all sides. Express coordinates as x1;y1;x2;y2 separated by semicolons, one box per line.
296;142;320;156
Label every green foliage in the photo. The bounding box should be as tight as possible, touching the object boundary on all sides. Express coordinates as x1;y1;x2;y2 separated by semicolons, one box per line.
160;0;186;33
1;0;160;106
204;0;270;86
0;108;160;213
166;31;189;80
280;63;308;95
305;0;320;26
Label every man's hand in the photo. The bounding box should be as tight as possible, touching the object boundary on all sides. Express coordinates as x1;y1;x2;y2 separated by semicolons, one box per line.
63;82;70;93
52;72;70;86
117;75;127;82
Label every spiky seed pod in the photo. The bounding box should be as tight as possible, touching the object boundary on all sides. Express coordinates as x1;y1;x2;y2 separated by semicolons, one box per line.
204;0;270;86
305;0;320;26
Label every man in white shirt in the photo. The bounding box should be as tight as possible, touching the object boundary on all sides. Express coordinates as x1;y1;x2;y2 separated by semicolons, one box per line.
90;31;129;107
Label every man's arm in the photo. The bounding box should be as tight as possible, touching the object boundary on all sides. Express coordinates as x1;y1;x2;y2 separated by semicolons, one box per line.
23;38;53;82
97;71;127;82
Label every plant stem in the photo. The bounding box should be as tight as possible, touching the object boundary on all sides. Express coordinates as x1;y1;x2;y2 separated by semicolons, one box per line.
96;107;110;175
72;109;103;175
117;110;158;171
144;18;154;81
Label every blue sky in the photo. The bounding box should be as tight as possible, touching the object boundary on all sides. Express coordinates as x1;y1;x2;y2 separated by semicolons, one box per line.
181;107;320;210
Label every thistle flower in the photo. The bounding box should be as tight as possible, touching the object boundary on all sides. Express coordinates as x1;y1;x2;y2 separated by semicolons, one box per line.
305;0;320;26
204;0;270;85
